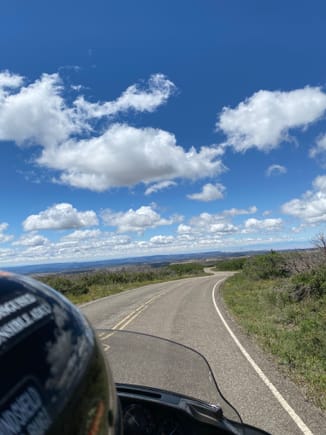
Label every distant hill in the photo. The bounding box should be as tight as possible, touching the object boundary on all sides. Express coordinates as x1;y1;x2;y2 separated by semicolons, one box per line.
2;250;266;275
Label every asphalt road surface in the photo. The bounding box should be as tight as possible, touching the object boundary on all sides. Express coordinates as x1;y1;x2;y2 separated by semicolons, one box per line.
81;272;326;434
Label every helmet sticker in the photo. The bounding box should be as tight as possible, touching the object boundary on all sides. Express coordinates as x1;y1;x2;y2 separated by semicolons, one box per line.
0;379;52;435
0;293;52;350
0;293;37;322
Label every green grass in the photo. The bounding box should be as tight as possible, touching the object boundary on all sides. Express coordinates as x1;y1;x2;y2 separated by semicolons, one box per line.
221;273;326;410
66;279;164;304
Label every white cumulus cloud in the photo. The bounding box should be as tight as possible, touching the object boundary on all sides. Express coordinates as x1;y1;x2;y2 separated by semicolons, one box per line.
0;70;24;92
101;205;179;234
223;206;258;216
61;229;102;241
13;232;49;247
59;230;131;252
38;124;224;191
0;223;13;244
208;222;237;234
150;235;174;245
188;212;238;235
243;218;283;232
145;181;177;195
309;134;326;163
282;175;326;223
217;86;326;152
23;203;98;231
187;183;226;201
0;73;80;147
177;224;192;234
265;164;287;177
0;70;225;192
74;73;176;117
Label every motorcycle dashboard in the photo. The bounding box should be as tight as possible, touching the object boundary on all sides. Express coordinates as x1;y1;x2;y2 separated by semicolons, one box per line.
117;384;235;435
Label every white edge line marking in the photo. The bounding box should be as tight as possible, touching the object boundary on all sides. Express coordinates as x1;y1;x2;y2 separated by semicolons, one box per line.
212;279;313;435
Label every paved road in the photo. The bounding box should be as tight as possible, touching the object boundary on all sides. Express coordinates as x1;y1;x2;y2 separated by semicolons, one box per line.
81;272;326;434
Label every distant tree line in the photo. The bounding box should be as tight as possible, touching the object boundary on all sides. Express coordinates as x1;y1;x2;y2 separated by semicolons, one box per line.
37;263;205;298
217;235;326;301
215;257;247;271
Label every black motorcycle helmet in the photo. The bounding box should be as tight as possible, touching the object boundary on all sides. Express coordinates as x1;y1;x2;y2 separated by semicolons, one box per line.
0;271;121;434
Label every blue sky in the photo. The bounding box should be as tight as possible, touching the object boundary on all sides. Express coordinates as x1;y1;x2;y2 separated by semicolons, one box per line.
1;0;326;266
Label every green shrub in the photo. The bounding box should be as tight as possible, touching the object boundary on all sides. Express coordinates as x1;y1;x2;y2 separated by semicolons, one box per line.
40;276;90;296
243;251;288;280
37;263;205;302
215;257;247;271
166;263;204;276
289;266;326;301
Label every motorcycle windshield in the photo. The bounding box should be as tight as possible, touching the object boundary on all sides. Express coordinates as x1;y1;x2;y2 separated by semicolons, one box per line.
97;329;241;423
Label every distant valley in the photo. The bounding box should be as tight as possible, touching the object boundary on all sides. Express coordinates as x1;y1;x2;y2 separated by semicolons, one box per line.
3;250;264;275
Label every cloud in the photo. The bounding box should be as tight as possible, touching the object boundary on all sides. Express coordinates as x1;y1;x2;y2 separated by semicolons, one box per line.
2;228;133;266
101;205;179;234
179;209;281;239
0;72;174;150
0;223;8;232
208;222;238;234
61;229;102;241
13;232;49;247
265;164;287;177
38;124;225;191
0;223;13;244
189;212;224;228
145;180;177;195
217;87;326;152
0;248;15;260
0;70;225;192
188;212;238;235
309;134;326;164
149;235;174;245
0;73;81;147
177;224;192;234
223;206;258;216
74;73;176;117
0;213;300;266
23;203;98;231
187;183;225;201
0;70;24;91
243;218;283;232
314;175;326;191
282;175;326;223
15;231;131;264
60;229;131;246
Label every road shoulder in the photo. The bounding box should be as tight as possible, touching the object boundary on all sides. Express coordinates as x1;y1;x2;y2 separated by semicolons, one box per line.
214;277;326;434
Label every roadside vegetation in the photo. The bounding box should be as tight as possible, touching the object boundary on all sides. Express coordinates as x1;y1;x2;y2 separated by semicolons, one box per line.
35;245;326;409
214;257;247;271
37;262;206;304
219;244;326;410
